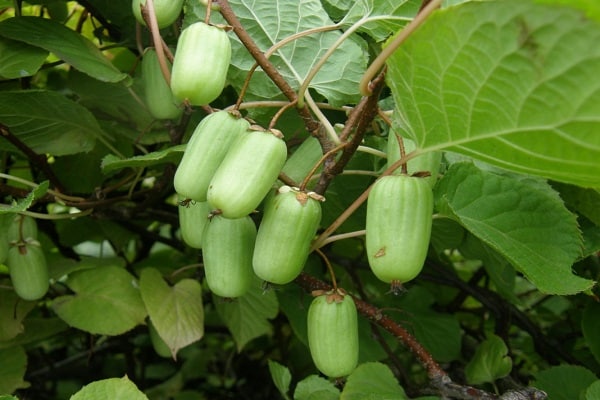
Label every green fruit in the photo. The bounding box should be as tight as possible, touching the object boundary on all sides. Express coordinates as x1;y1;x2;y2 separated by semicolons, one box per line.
171;22;231;106
281;137;323;184
142;48;182;120
365;175;433;286
307;290;359;377
387;133;441;187
202;215;257;298
207;128;288;219
253;186;323;285
174;111;250;201
178;199;211;248
132;0;184;28
8;242;49;301
8;214;38;243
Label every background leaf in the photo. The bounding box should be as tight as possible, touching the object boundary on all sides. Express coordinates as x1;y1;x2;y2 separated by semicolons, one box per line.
464;334;512;385
0;37;48;79
139;268;204;359
435;162;593;294
0;16;128;83
387;0;600;187
533;365;597;400
101;145;184;174
70;376;148;400
0;291;36;342
582;302;600;365
0;346;28;394
341;0;419;42
214;279;278;351
0;91;103;156
51;266;147;335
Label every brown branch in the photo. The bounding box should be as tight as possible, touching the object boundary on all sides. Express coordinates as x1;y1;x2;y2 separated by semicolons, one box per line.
314;69;387;195
0;122;66;193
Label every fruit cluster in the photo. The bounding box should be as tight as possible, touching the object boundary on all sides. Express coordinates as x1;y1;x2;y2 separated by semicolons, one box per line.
134;1;438;378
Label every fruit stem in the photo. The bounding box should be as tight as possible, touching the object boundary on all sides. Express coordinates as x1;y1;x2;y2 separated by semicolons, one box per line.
141;0;171;86
315;248;338;291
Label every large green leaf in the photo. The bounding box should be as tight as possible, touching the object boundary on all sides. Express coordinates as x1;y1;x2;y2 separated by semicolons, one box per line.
206;0;366;106
139;268;204;359
0;37;48;79
51;266;147;335
436;162;593;294
0;16;128;83
214;279;279;351
0;91;104;156
387;0;600;187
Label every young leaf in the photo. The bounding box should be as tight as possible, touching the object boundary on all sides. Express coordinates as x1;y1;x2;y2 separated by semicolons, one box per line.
0;91;104;156
51;266;147;335
341;362;408;400
70;376;148;400
0;17;128;83
387;0;600;187
436;162;593;295
139;268;204;359
267;360;291;400
214;279;278;351
585;381;600;400
101;145;185;174
0;181;49;214
465;334;512;385
294;375;340;400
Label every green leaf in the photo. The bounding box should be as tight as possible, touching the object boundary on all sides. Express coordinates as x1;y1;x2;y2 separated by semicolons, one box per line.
585;381;600;400
436;162;593;295
0;16;128;83
294;375;340;400
0;37;48;79
397;286;462;362
0;291;36;342
70;376;148;400
465;334;512;385
51;266;147;335
533;365;597;400
0;396;19;400
0;346;28;394
101;145;185;174
0;181;49;214
387;0;600;187
341;362;407;400
0;91;104;156
139;268;204;359
341;0;419;42
214;279;279;351
582;302;600;364
535;0;600;23
551;183;600;226
268;360;291;400
209;0;366;106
